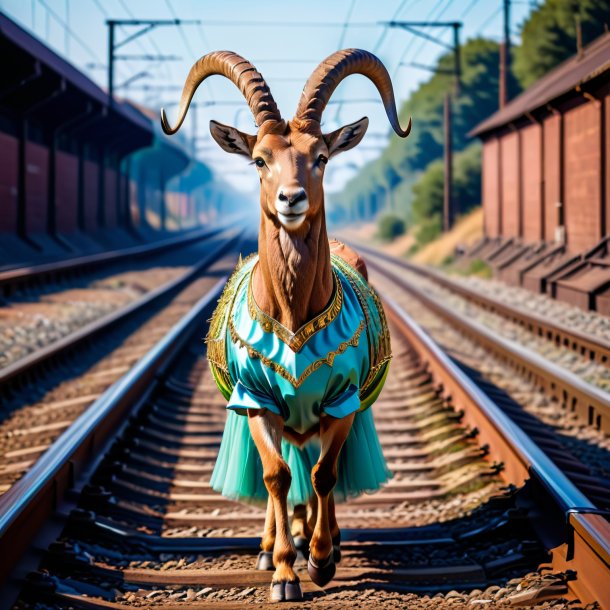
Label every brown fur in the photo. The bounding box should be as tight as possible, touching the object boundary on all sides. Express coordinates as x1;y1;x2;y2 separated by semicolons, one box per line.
210;115;371;596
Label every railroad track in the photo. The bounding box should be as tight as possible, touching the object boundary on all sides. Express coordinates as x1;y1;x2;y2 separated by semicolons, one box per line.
0;226;231;376
2;251;608;608
352;245;610;435
0;230;243;498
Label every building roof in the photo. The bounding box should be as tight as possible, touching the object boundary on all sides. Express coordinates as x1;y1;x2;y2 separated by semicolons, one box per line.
471;31;610;137
0;12;152;133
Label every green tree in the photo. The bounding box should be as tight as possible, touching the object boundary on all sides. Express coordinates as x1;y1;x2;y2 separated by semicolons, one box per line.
513;0;610;89
338;38;499;220
410;142;481;244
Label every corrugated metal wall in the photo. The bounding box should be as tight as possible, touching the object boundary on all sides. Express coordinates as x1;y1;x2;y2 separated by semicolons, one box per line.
104;169;117;227
604;94;610;235
25;142;48;234
500;132;520;238
482;139;500;237
543;114;561;242
56;151;78;233
564;101;601;252
521;123;543;242
0;133;18;233
83;160;98;231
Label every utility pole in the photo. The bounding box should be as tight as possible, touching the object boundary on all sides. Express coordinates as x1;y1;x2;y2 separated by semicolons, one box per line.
106;19;200;103
384;20;462;230
443;94;453;231
500;0;511;108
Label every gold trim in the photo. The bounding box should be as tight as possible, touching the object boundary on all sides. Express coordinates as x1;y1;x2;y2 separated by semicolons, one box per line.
247;266;344;352
331;255;392;398
229;317;365;388
206;254;257;397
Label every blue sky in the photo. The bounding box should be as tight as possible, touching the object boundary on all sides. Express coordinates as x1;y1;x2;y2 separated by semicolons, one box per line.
1;0;535;193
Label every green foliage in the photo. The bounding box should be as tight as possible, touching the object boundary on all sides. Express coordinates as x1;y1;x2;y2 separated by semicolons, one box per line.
453;141;481;213
513;0;610;88
338;38;499;221
467;258;492;278
415;214;442;245
376;213;406;242
411;159;444;224
410;142;481;241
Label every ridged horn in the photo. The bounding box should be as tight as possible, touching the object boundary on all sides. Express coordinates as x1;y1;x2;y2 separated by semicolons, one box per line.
295;48;411;137
161;51;282;135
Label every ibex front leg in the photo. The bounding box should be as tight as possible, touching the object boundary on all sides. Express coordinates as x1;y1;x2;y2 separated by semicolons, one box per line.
308;412;354;587
247;409;301;602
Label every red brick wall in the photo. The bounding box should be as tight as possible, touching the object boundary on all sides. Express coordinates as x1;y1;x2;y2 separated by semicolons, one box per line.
543;114;561;242
25;142;48;234
500;131;520;238
482;139;500;237
564;101;602;252
83;160;98;231
56;151;78;233
521;123;543;242
604;95;610;235
0;132;18;233
104;168;117;227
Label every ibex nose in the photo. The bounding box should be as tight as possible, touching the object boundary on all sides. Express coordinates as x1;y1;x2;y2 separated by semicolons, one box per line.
278;188;307;207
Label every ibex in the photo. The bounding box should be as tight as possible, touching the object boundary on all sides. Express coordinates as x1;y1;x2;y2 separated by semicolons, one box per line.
161;49;411;602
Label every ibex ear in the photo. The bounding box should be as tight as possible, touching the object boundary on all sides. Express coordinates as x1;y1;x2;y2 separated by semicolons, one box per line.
209;120;257;157
323;117;369;159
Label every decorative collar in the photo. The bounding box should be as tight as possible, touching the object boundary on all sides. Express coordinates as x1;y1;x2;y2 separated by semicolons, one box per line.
247;264;343;352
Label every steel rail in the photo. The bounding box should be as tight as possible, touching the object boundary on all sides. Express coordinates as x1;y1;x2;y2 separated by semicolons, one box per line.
0;229;242;386
0;225;225;290
366;256;610;435
0;274;228;587
356;244;610;366
382;295;610;608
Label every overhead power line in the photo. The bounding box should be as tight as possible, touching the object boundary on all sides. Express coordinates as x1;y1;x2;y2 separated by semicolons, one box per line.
37;0;101;62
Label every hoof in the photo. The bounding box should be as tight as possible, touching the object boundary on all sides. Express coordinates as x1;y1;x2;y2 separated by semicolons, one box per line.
270;580;303;602
294;536;309;560
255;550;274;571
307;552;336;588
332;533;341;564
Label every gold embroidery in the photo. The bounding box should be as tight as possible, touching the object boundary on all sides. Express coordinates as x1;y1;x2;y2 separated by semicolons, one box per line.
206;254;257;398
247;266;344;352
229;317;365;388
330;255;392;400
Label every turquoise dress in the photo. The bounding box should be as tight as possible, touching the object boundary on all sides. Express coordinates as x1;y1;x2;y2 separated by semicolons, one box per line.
207;253;392;506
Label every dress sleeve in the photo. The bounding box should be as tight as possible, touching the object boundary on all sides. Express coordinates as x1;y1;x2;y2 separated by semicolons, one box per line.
320;384;361;419
226;380;282;417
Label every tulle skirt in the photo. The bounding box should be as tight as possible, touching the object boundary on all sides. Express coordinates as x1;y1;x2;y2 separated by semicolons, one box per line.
210;408;392;507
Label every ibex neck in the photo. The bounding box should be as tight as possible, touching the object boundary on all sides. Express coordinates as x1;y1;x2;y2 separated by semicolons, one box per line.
253;215;333;333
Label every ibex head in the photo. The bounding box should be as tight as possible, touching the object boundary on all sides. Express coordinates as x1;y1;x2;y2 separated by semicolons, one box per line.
161;49;411;233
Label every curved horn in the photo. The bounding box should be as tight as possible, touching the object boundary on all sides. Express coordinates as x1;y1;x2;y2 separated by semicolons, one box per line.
161;51;282;135
295;48;411;137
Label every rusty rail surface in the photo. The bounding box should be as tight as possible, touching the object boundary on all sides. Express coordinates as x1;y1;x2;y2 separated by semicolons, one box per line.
366;255;610;435
0;276;228;597
383;297;610;608
356;244;610;367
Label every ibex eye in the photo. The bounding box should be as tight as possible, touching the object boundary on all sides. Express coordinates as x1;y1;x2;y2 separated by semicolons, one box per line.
317;154;328;165
254;158;265;168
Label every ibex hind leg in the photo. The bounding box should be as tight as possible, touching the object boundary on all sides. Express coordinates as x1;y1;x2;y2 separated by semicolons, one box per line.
256;497;276;571
291;503;312;560
247;409;302;602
